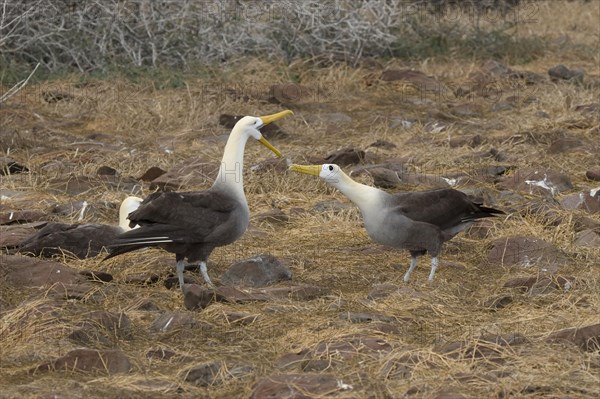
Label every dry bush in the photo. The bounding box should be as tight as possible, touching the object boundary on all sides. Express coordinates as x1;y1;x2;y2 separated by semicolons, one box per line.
1;0;545;75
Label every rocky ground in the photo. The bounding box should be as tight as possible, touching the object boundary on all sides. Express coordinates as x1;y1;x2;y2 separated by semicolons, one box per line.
1;8;600;399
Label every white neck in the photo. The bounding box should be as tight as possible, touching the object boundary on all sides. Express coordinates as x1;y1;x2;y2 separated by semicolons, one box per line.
330;171;384;214
212;126;249;201
119;196;143;230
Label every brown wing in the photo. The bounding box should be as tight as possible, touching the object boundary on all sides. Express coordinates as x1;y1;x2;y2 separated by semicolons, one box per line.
113;189;239;246
387;189;500;230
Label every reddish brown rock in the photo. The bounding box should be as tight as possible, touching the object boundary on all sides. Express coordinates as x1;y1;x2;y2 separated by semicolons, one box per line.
251;373;351;398
0;225;37;248
0;156;29;175
546;323;600;351
220;254;292;287
439;333;528;360
496;167;572;196
215;284;329;303
184;360;253;386
69;310;132;344
224;312;260;325
367;283;401;300
574;229;600;247
586;167;600;181
0;254;84;287
561;190;600;213
339;312;395;323
484;236;568;272
149;311;198;333
380;69;447;94
253;208;289;225
0;210;46;225
324;148;365;166
139;166;167;181
183;284;223;310
548;64;584;83
268;83;313;104
547;138;585;154
33;349;131;375
574;103;600;115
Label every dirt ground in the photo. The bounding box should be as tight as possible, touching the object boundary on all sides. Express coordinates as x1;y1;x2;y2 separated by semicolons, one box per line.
1;2;599;398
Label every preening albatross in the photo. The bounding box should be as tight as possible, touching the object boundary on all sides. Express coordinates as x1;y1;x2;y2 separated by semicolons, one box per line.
289;164;503;282
105;110;294;288
17;196;143;259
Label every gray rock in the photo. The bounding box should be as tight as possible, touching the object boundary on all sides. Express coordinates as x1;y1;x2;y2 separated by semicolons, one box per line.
33;349;131;375
221;254;292;287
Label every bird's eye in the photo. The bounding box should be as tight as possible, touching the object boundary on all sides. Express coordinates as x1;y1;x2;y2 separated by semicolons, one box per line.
328;165;334;171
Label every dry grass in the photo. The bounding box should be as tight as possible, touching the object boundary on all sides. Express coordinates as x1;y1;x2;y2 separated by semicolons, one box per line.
1;2;600;398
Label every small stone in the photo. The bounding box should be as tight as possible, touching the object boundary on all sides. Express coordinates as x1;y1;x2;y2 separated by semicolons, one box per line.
0;254;84;287
251;373;349;399
215;284;329;303
0;156;29;175
339;312;395;323
561;190;600;213
312;200;353;214
574;229;600;248
80;270;113;283
124;272;160;285
324;147;365;166
483;294;513;310
253;208;289;225
224;312;260;325
220;254;292;287
545;323;600;351
139;166;167;181
484;236;567;273
33;349;131;375
548;64;584;83
367;283;401;300
547;138;585;154
149;312;197;333
0;210;46;225
96;165;117;176
585;167;600;181
368;139;397;150
183;284;221;310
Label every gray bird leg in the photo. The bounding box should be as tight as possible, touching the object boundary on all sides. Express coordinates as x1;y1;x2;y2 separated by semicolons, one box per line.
199;261;214;288
428;257;439;281
176;259;185;289
403;256;418;282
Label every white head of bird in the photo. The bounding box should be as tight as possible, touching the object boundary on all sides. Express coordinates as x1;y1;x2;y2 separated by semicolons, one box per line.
288;163;342;184
215;110;293;190
289;163;383;213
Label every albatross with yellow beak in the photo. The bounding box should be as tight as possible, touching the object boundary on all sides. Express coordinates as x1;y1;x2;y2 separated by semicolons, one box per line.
105;110;293;288
289;163;503;282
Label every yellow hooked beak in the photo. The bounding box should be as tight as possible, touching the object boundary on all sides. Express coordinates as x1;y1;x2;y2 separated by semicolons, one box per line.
289;164;322;176
258;137;283;158
257;110;293;158
259;109;294;126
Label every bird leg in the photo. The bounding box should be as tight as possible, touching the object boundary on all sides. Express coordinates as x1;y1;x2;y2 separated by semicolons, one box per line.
428;257;439;281
199;261;214;288
403;256;418;282
176;259;185;289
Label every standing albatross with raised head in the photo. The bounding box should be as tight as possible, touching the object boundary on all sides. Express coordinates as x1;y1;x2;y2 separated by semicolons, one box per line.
289;164;503;282
105;110;293;288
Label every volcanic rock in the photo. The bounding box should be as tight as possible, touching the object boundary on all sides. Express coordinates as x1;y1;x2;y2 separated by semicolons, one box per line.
221;254;292;287
33;349;131;375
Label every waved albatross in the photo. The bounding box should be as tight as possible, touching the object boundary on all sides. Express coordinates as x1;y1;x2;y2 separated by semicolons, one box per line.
17;196;143;259
289;164;503;282
105;110;294;288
